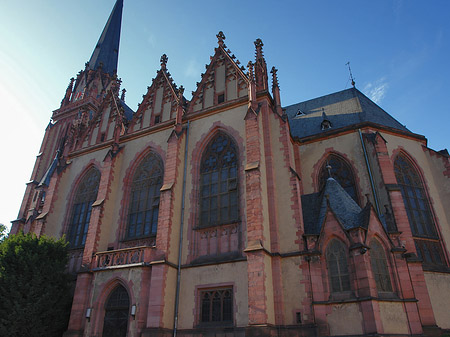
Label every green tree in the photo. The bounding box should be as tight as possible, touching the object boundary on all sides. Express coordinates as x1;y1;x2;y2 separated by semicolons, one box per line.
0;233;72;337
0;224;8;242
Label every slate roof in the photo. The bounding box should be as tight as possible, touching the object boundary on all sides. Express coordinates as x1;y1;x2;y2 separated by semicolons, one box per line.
119;98;134;121
302;177;371;235
285;87;409;140
88;0;123;76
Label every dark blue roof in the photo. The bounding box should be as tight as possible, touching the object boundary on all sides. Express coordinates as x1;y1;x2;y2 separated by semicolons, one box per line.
119;99;134;121
285;88;409;140
88;0;123;76
302;178;369;235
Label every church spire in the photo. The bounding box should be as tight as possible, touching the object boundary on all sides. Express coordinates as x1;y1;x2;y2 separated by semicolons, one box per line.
88;0;123;76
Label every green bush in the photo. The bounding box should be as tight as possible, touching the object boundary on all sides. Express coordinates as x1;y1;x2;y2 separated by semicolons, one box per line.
0;232;72;337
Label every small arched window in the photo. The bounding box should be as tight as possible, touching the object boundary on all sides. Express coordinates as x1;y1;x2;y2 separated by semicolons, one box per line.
200;133;238;227
394;154;445;266
326;239;351;293
319;154;358;203
102;285;130;337
370;240;393;292
68;167;100;248
127;152;163;239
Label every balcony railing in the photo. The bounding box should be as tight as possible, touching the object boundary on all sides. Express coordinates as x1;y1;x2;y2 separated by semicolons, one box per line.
93;246;154;270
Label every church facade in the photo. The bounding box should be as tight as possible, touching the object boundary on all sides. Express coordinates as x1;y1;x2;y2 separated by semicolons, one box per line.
12;1;450;336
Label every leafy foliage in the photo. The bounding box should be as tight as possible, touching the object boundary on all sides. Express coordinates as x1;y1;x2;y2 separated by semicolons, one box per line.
0;233;72;337
0;224;7;242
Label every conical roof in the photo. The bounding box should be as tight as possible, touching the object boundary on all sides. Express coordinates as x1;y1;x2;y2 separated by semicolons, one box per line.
88;0;123;75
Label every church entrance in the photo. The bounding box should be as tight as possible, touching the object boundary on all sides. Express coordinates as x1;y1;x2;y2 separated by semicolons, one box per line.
102;285;130;337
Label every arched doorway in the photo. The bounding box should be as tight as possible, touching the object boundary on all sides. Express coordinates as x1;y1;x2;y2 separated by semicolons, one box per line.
102;285;130;337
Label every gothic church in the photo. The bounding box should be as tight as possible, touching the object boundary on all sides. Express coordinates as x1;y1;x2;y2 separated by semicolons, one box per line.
12;1;450;336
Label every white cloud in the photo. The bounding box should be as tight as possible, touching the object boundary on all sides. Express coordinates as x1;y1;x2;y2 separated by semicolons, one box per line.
364;77;389;104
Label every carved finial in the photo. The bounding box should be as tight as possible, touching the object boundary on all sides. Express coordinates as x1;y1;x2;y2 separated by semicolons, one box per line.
247;61;255;82
326;161;332;178
178;85;185;100
270;66;279;88
255;38;265;59
160;54;168;69
121;88;126;101
216;31;226;46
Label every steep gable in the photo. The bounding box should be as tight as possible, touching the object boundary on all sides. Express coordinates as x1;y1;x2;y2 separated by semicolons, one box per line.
188;31;248;114
130;54;184;132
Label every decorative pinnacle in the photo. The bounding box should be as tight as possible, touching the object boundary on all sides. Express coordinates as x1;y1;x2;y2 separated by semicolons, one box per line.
178;85;185;100
254;38;264;59
216;31;226;46
121;88;126;101
270;66;279;88
247;61;255;82
160;54;168;69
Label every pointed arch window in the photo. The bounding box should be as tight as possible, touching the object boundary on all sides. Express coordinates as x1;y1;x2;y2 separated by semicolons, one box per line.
319;154;358;203
200;133;238;227
127;152;163;239
370;240;393;292
68;167;100;248
326;239;351;293
102;285;130;337
394;154;445;266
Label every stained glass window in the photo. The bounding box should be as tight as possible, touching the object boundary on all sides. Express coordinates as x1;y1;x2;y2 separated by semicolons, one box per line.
394;154;445;266
319;154;358;203
326;240;351;293
127;152;163;239
200;133;238;227
370;240;393;292
102;285;129;337
68;167;100;248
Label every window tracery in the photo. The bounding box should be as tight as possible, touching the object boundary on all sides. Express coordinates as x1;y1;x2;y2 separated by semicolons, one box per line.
68;167;100;248
200;288;233;324
200;133;238;227
370;240;393;293
394;154;445;266
126;152;163;239
326;239;351;293
319;154;358;203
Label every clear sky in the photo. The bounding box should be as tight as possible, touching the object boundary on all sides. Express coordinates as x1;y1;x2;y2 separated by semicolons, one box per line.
0;0;449;230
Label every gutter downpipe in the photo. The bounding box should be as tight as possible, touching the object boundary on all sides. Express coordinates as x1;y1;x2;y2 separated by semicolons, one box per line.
358;129;381;217
173;121;189;337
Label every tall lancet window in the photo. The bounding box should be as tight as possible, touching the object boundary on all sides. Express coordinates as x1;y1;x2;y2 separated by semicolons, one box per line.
200;133;238;227
370;240;393;293
394;154;445;266
102;285;130;337
319;154;359;203
326;239;351;293
68;167;101;248
127;152;163;239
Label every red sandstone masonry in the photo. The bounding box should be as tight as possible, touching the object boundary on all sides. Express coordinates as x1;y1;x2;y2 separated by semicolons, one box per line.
156;131;182;256
67;273;93;333
244;107;270;325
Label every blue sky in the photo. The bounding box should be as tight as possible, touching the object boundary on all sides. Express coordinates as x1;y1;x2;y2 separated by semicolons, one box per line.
0;0;449;229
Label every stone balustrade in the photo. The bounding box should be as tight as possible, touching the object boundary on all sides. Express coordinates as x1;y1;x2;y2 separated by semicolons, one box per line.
93;246;154;269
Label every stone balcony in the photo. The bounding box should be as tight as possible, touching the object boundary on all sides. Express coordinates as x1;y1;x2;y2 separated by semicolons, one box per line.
92;246;155;270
